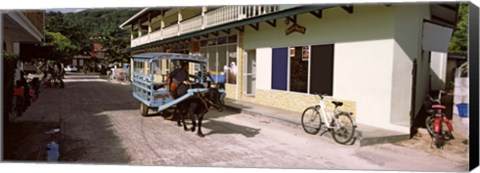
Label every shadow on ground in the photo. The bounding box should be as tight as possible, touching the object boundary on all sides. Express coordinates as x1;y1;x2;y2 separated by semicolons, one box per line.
201;120;261;138
3;75;135;163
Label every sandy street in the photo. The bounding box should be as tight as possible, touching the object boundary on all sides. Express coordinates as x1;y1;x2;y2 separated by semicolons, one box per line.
3;74;469;172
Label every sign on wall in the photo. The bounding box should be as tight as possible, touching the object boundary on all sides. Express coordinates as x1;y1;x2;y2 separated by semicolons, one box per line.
302;46;309;61
285;23;306;35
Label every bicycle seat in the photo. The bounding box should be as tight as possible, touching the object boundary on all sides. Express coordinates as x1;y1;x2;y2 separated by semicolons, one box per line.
431;105;446;109
332;101;343;107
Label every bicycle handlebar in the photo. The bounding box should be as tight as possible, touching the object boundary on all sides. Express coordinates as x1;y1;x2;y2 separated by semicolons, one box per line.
427;95;441;105
313;93;325;100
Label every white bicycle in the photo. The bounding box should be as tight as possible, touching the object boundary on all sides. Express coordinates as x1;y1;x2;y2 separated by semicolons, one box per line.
301;93;357;144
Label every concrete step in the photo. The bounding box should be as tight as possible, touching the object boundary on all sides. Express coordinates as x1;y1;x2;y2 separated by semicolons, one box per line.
224;98;410;146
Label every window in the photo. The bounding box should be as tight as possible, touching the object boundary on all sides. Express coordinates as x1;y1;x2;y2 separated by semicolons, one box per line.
217;46;227;83
272;48;288;90
207;47;216;72
201;40;208;47
217;37;227;45
271;44;334;95
289;46;309;93
226;45;237;84
199;34;237;84
310;44;334;95
228;35;237;44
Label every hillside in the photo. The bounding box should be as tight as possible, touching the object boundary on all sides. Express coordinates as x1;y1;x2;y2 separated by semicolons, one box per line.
45;8;141;62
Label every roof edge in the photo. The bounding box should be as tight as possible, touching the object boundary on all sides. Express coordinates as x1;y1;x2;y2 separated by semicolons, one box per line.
119;8;150;29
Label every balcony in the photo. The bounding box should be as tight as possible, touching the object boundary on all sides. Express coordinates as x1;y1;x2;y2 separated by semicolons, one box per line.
130;6;279;48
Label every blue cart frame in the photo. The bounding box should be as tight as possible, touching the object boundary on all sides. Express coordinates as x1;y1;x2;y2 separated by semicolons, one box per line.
131;52;224;116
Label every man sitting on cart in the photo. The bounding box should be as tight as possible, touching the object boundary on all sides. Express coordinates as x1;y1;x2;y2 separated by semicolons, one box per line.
168;61;190;99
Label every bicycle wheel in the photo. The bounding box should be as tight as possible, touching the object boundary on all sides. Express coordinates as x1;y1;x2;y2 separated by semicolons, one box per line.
434;134;444;149
301;107;322;135
332;113;356;144
425;116;435;136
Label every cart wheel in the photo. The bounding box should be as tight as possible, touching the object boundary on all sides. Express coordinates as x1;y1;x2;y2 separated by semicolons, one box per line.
140;103;149;116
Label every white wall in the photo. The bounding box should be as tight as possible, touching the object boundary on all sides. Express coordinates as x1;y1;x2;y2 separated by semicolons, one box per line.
244;5;395;50
333;39;395;130
389;4;429;127
430;51;448;90
255;48;272;90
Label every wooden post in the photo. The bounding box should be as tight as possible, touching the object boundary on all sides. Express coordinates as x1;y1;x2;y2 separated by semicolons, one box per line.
202;7;207;29
178;9;182;35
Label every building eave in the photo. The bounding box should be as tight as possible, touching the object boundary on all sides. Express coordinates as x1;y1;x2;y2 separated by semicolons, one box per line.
119;8;150;29
5;11;44;42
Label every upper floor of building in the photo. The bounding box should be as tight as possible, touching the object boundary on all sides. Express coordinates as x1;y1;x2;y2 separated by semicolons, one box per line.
119;5;307;48
120;4;459;51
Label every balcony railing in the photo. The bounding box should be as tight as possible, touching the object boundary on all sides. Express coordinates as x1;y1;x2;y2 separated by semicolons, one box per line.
130;5;279;48
181;15;203;33
163;25;179;39
206;6;241;27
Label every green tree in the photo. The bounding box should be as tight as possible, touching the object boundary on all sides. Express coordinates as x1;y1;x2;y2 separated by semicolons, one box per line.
448;3;468;55
45;9;139;63
41;31;77;63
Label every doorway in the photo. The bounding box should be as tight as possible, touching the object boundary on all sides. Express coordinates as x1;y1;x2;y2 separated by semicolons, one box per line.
244;50;256;96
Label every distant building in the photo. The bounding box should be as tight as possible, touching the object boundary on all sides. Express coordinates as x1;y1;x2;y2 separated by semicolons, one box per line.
71;43;107;71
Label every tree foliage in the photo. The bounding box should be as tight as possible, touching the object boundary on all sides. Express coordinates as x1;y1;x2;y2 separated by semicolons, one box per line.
45;9;140;63
39;31;76;63
448;3;468;55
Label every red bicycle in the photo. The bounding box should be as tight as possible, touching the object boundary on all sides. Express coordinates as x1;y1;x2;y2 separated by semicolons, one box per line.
425;90;454;149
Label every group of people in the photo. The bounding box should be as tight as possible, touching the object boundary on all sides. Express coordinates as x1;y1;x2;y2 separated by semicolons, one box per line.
12;61;65;117
13;71;40;117
41;61;65;88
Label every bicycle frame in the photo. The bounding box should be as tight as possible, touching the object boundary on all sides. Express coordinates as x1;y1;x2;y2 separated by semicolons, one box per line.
315;95;354;130
431;106;454;133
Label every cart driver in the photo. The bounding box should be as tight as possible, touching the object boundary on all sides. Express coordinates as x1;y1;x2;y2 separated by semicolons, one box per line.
168;61;190;98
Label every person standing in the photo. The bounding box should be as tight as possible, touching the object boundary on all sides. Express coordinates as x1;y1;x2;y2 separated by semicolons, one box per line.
55;62;64;88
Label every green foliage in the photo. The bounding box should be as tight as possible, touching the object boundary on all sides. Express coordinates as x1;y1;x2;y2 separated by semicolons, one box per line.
40;31;77;63
43;31;77;53
45;9;140;63
448;3;468;55
3;51;19;61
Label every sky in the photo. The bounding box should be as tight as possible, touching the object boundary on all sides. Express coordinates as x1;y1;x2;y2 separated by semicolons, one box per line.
46;9;85;13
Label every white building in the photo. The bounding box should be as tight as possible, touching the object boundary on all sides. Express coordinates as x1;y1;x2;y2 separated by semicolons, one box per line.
120;3;459;135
